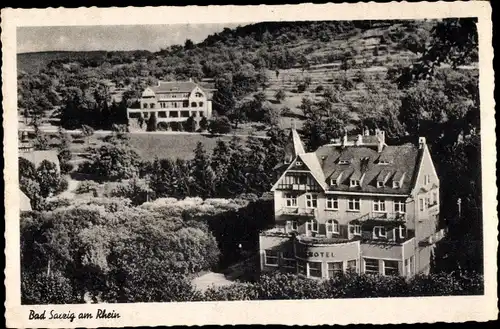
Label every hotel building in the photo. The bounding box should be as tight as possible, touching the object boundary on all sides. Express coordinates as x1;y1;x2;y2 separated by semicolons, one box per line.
126;79;213;130
259;128;445;279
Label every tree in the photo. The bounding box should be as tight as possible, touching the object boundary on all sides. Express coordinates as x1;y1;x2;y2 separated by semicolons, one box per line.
22;271;78;304
211;140;231;196
81;124;94;146
212;75;236;116
208;116;232;134
184;39;195;50
146;112;157;132
80;143;141;182
32;123;49;150
191;142;216;199
199;116;208;131
36;160;62;198
274;89;286;103
184;115;197;132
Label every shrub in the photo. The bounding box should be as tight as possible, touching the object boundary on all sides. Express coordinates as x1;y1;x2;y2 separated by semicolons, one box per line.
157;121;170;131
315;85;325;93
146;112;157;132
208;116;232;134
204;283;258;301
76;180;100;194
21;271;79;304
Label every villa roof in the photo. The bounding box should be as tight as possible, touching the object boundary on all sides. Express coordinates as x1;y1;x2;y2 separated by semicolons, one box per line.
151;81;198;93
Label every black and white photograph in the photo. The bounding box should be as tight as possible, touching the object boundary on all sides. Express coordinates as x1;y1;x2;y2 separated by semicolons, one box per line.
3;2;497;327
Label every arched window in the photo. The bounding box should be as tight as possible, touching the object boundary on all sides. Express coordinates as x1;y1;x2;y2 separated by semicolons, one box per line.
150;103;155;108
143;103;148;109
199;101;204;107
191;102;197;107
326;219;339;234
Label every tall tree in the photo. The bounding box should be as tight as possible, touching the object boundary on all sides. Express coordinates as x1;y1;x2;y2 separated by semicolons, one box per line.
191;142;216;199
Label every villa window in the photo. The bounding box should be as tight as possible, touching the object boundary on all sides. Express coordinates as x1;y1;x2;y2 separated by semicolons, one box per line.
330;178;337;187
196;92;203;97
306;194;317;208
350;179;360;187
351;224;361;236
383;260;399;276
284;193;297;207
347;260;357;272
373;198;386;212
327;262;343;278
264;250;279;266
419;197;426;212
424;174;430;185
143;103;148;109
199;102;204;107
143;112;149;118
308;262;322;278
364;258;379;275
199;111;204;117
191;102;197;107
393;181;400;188
150;103;155;108
183;101;189;108
286;220;298;232
398;225;405;239
347;197;361;211
295;161;303;166
170;111;179;118
377;181;384;188
326;196;339;210
374;226;387;238
306;219;319;234
281;252;296;270
158;111;167;118
326;219;339;234
181;111;190;118
432;191;438;206
394;200;406;213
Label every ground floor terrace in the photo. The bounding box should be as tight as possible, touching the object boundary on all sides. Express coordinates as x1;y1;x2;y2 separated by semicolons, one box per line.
258;230;423;279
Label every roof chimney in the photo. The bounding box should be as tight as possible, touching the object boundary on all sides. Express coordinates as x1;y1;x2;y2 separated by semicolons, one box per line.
419;137;426;149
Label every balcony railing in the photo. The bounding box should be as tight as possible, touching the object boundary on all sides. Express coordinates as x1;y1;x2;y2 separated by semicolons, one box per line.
295;234;351;245
355;211;407;223
278;207;317;217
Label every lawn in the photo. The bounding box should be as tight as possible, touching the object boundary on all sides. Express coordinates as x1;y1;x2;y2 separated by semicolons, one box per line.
69;132;248;161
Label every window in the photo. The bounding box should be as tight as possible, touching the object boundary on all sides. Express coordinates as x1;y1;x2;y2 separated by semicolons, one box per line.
150;103;155;108
295;161;302;166
306;194;317;208
398;226;405;239
374;226;387;238
326;196;339;210
173;102;178;108
394;200;406;213
129;112;140;118
327;262;343;278
393;181;400;188
377;181;384;188
330;178;337;187
144;112;149;118
424;174;430;185
298;260;307;275
143;103;148;109
308;262;322;278
199;111;204;117
158;111;167;118
281;252;296;269
364;258;379;274
306;219;319;234
183;101;189;108
405;259;410;276
338;160;350;165
199;102;204;107
284;193;297;207
350;179;360;187
326;220;339;234
347;198;360;211
170;111;179;118
347;260;357;272
432;191;438;205
286;220;298;232
351;224;361;236
191;102;197;107
196;92;203;97
181;111;190;118
264;250;279;266
419;197;426;212
373;199;386;212
383;260;399;276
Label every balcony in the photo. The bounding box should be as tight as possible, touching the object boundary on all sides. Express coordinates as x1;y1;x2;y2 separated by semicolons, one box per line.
295;234;351;246
278;207;317;218
356;212;407;223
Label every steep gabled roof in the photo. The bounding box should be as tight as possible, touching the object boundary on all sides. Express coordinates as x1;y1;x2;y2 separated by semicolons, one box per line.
314;143;420;195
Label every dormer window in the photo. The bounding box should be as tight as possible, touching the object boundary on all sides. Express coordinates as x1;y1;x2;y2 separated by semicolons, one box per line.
295;161;302;166
330;178;337;187
393;181;400;188
338;160;350;165
350;179;360;187
377;181;384;188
